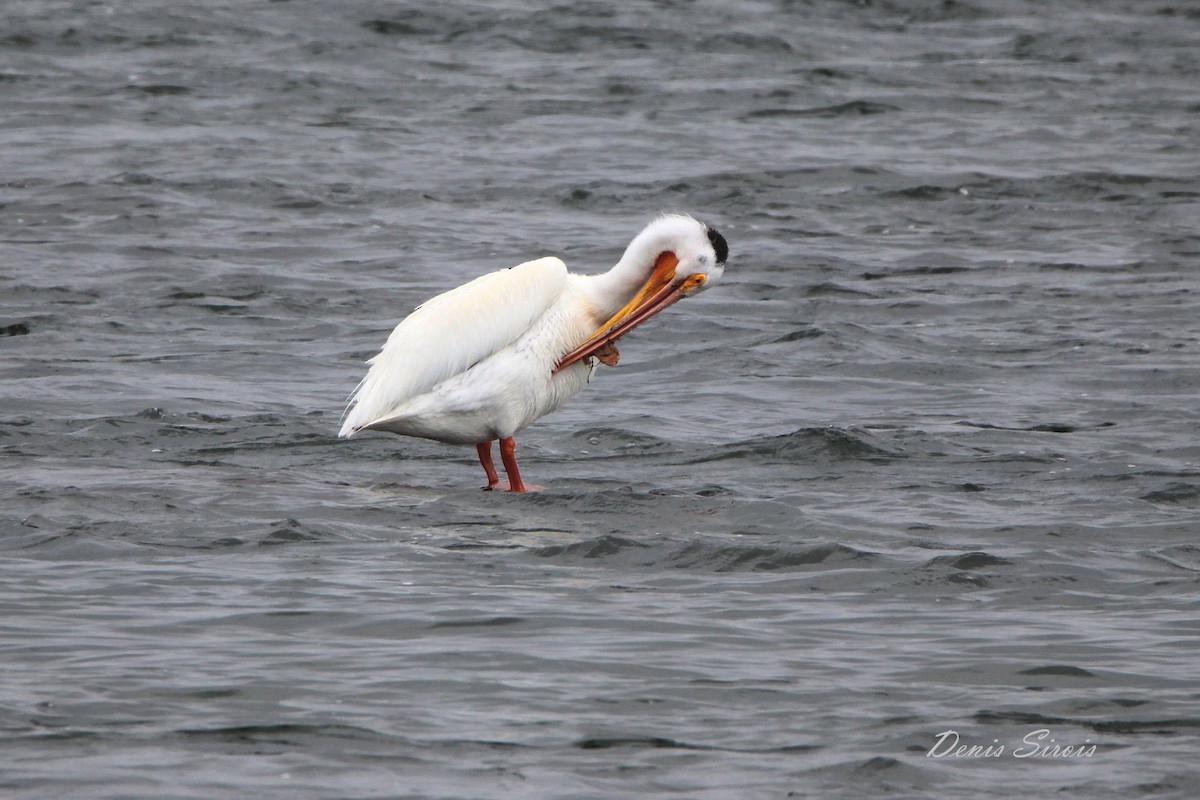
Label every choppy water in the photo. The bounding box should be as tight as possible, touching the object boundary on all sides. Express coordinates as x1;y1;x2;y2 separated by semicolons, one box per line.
3;1;1200;797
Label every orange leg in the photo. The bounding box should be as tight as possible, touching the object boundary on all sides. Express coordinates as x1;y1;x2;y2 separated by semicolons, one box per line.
498;436;526;493
476;441;500;490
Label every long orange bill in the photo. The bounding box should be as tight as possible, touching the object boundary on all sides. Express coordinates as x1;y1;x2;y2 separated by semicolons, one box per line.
553;280;688;374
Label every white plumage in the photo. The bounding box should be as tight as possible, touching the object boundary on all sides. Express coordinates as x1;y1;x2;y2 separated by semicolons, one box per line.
340;214;728;491
339;257;573;441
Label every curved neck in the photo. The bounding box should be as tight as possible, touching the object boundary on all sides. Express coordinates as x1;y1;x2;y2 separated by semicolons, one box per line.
585;231;672;318
588;255;648;314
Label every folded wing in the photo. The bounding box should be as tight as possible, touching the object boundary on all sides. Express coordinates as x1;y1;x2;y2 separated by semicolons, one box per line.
339;257;568;436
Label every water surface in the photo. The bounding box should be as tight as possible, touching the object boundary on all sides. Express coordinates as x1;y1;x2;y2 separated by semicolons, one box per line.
2;1;1199;797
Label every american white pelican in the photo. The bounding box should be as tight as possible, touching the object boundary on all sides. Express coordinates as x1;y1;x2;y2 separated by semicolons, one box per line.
339;214;728;492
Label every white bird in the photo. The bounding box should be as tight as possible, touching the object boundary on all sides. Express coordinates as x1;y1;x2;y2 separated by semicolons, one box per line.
339;214;728;492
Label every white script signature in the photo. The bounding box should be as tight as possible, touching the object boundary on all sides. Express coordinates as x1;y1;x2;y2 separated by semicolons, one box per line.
926;729;1097;759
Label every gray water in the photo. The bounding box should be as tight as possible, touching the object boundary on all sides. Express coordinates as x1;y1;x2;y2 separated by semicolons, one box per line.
3;1;1199;797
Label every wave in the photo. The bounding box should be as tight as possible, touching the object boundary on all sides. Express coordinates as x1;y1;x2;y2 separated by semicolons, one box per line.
693;427;902;464
530;533;879;573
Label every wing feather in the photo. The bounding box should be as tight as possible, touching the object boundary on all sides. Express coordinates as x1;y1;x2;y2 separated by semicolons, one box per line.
339;257;567;436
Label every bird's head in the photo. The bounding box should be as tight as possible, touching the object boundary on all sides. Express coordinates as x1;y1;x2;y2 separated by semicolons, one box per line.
624;213;727;297
554;214;729;373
